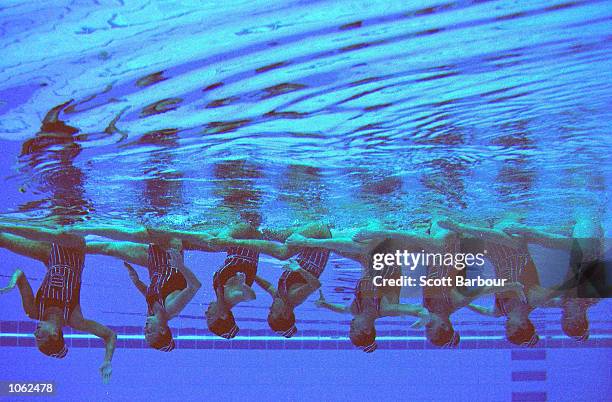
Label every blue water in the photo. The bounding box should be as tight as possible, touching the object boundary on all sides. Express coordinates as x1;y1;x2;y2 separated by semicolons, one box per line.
0;0;611;401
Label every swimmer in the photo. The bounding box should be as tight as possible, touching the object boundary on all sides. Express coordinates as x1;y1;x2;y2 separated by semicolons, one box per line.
502;211;606;341
66;223;205;351
438;214;543;347
68;222;290;341
199;223;293;339
315;265;430;353
253;222;332;338
353;216;526;347
0;221;116;383
88;240;200;352
287;224;430;352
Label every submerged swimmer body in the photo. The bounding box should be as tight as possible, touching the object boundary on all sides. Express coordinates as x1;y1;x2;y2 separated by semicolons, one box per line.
255;222;332;338
349;217;525;347
501;212;606;342
288;225;431;352
0;221;116;383
69;224;201;351
0;213;604;354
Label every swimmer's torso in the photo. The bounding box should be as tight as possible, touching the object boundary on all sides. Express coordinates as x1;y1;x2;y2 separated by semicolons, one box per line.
36;243;85;322
213;246;260;291
278;247;330;304
146;244;187;313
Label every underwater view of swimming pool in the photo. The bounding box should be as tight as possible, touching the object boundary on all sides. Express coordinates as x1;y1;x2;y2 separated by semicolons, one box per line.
0;0;610;401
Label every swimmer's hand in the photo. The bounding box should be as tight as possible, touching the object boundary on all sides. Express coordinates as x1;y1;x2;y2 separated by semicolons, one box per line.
410;309;431;329
282;260;302;272
123;262;148;296
0;269;23;294
286;233;309;248
123;261;140;280
506;282;527;303
314;289;327;307
100;361;112;384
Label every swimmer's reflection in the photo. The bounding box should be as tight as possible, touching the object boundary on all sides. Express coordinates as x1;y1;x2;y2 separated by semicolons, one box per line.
135;129;184;217
277;164;328;220
212;159;263;226
19;100;125;223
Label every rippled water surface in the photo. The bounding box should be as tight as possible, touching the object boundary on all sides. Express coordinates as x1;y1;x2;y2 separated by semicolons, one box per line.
0;0;611;228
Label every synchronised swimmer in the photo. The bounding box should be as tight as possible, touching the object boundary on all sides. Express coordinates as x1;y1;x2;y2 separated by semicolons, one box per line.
0;212;605;383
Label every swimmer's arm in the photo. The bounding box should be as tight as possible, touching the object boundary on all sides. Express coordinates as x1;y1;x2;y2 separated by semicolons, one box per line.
571;215;603;261
0;221;83;248
295;265;322;291
438;219;517;247
287;234;365;255
0;269;37;318
380;300;429;318
261;227;296;242
354;229;439;250
0;233;50;263
218;237;292;260
164;262;202;319
161;229;217;252
220;224;297;259
122;262;148;296
502;225;572;250
69;307;116;384
254;275;277;297
175;228;293;259
86;241;149;266
315;290;349;314
69;224;150;244
317;301;349;314
467;303;502;317
286;266;321;302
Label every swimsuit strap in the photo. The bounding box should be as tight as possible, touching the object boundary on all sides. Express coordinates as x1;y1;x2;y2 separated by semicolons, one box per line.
296;247;330;277
354;278;380;315
487;242;529;282
48;242;85;271
226;246;259;264
146;244;185;314
39;243;84;322
277;270;292;302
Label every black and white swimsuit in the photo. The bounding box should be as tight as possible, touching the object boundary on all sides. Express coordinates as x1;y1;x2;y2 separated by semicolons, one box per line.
277;247;329;303
424;237;461;313
487;242;538;316
213;246;259;294
425;236;468;315
352;277;382;316
35;243;85;322
146;244;187;314
423;267;455;317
